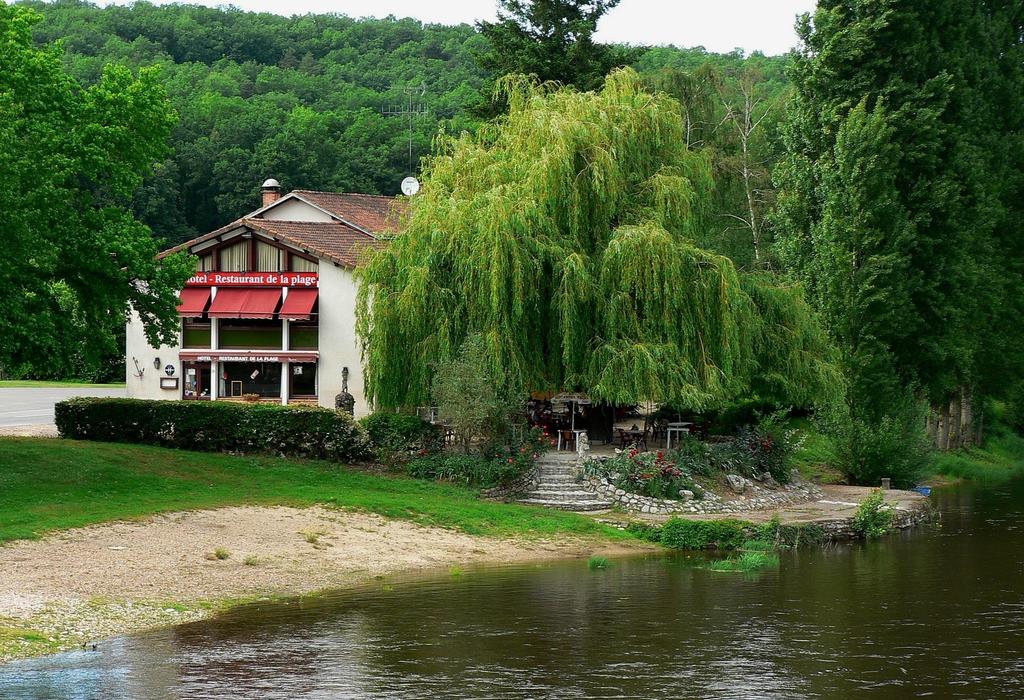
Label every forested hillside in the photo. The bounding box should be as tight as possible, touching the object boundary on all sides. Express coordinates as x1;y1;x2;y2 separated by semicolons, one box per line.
20;0;789;251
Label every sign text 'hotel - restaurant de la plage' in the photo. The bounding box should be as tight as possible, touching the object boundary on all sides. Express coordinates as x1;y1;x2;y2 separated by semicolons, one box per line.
185;272;319;287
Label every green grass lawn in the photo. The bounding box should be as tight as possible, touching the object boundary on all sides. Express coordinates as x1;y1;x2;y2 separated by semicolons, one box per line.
929;422;1024;482
787;417;846;484
0;380;125;389
0;438;623;543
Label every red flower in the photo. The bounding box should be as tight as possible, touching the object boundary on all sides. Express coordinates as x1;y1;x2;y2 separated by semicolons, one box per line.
507;458;514;464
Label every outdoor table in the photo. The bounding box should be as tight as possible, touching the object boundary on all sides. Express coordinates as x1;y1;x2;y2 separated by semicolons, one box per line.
619;429;648;451
666;422;693;449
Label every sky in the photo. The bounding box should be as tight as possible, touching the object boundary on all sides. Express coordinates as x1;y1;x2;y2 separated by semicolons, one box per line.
103;0;817;56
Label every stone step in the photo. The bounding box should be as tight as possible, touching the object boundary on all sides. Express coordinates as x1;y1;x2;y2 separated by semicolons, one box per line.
522;489;605;501
534;455;579;464
528;481;588;490
528;487;585;497
536;465;579;473
532;472;581;483
518;498;612;512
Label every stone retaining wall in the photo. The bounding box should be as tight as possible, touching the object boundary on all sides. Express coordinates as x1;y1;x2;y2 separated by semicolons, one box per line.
481;467;539;500
813;499;936;540
583;474;824;515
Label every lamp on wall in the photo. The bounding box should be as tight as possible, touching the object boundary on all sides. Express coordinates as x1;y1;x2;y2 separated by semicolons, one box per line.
153;357;162;369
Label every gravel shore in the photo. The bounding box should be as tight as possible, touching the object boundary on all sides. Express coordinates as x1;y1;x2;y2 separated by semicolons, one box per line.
0;505;641;662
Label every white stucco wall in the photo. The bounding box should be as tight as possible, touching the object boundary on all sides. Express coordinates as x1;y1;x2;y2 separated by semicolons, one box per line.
125;312;183;400
316;262;369;417
261;198;333;222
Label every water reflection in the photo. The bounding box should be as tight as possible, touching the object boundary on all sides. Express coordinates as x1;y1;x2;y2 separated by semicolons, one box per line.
4;479;1024;699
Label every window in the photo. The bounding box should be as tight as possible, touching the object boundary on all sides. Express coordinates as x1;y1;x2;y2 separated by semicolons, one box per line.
219;318;283;349
290;256;318;272
256;241;282;271
197;254;214;271
219;240;248;271
289;320;318;350
221;362;281;398
182;319;211;349
290;363;317;397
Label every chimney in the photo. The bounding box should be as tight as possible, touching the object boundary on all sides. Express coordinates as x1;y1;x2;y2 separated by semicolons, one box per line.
261;178;281;207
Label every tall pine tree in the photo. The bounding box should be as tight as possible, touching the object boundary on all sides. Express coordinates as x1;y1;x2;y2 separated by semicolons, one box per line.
774;0;1024;480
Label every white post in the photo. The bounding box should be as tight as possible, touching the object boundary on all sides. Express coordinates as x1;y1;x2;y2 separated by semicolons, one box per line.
281;361;289;405
210;361;219;400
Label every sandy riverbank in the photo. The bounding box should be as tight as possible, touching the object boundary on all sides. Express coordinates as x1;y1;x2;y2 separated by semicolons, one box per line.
0;505;645;662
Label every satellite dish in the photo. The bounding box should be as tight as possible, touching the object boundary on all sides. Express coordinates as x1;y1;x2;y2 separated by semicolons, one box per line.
401;176;420;196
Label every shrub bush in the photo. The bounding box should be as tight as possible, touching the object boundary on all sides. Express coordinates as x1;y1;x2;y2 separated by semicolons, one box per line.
851;489;894;538
829;406;929;489
584;448;702;500
658;517;750;550
55;397;370;462
358;412;442;463
405;453;528;488
756;514;826;548
624;521;663;542
705;411;798;484
1006;384;1024;434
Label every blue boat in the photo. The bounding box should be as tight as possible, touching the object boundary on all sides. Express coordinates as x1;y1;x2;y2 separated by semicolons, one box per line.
912;486;932;497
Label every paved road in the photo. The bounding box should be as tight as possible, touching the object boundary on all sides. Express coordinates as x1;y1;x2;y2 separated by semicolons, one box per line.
0;386;125;428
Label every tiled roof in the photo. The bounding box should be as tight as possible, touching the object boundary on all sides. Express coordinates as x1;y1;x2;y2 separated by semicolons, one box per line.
159;188;402;268
246;219;384;267
291;190;405;233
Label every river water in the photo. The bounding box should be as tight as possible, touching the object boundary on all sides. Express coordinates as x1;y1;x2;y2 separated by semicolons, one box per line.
3;480;1024;699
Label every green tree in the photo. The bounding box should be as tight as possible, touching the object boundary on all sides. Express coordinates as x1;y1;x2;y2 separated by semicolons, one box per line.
431;335;516;453
476;0;638;95
774;0;1024;471
0;4;192;380
357;70;836;412
643;63;790;269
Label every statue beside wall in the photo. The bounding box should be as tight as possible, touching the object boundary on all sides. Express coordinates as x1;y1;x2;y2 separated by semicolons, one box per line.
334;366;355;416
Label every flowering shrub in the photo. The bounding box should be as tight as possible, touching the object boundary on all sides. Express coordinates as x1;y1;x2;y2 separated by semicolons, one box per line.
583;448;703;500
407;426;548;488
480;426;548;475
724;412;800;484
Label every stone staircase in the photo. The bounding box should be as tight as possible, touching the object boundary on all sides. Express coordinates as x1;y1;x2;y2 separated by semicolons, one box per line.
518;452;613;512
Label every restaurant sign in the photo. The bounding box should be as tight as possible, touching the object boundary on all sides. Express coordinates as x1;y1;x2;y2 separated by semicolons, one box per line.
186;272;318;288
180;350;319;363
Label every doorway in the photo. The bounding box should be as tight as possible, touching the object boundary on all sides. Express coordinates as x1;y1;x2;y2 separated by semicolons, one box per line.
183;362;211;400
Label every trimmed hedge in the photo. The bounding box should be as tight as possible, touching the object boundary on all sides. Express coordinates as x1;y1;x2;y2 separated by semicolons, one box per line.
358;412;442;457
55;397;370;462
656;517;750;550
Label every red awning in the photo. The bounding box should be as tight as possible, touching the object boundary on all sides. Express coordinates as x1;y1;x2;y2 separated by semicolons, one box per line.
279;289;318;321
208;288;282;319
177;287;211;316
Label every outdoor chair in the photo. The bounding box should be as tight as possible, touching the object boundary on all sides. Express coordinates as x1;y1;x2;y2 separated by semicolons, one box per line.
618;427;648;451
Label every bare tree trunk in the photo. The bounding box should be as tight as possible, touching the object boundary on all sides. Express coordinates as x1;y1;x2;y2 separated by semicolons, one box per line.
926;408;937;445
948;393;962;451
938;403;950;452
960;386;973;448
739;90;761;263
720;76;772;266
976;409;985;446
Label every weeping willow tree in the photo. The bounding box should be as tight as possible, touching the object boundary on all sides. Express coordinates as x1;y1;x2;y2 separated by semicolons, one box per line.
357;69;835;411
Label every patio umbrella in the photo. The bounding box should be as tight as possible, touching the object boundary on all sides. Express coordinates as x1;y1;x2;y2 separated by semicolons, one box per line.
551;392;591;431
